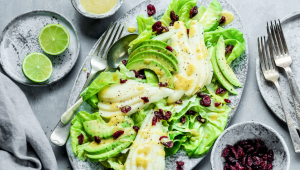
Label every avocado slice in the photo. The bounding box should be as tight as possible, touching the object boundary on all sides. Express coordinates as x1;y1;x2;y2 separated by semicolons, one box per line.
199;0;222;32
145;69;159;86
136;40;177;56
86;128;136;161
129;45;178;63
210;47;237;95
216;36;241;87
128;51;178;71
83;116;132;139
126;59;174;88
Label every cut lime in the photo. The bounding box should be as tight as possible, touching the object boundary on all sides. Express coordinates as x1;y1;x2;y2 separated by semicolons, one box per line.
38;24;70;55
22;52;53;83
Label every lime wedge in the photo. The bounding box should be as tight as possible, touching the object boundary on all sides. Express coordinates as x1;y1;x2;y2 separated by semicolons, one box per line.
38;24;70;55
22;52;53;83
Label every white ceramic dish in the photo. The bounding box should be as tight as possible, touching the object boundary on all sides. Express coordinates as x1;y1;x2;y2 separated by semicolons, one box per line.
71;0;124;19
211;121;290;170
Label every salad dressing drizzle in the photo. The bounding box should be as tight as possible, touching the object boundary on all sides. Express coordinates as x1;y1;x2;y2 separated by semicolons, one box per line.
220;11;234;26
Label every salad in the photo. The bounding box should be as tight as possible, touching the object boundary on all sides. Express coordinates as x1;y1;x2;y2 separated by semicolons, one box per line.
70;0;246;169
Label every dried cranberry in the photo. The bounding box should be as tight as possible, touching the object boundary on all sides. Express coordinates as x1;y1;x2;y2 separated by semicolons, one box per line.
230;165;237;170
133;126;139;132
121;106;131;113
228;145;239;159
247;156;253;166
154;111;163;120
215;102;222;107
163;111;172;120
121;60;127;66
222;147;231;157
176;161;184;167
147;4;156;16
246;147;255;153
166;45;173;52
201;95;211;107
237;145;245;158
170;11;179;21
226;157;238;163
113;130;124;139
220;16;226;24
246;165;252;170
152;116;158;125
87;72;90;79
170;21;175;26
162;141;173;148
175;100;182;104
239;140;251;146
242;156;247;166
267;162;272;170
267;150;274;162
186;110;196;115
224;99;231;103
158;82;168;87
176;167;183;170
252;156;262;166
159;136;168;140
181;116;187;124
78;133;84;145
94;136;101;144
196;115;206;123
216;87;227;94
120;79;127;84
152;21;164;34
163;26;169;32
189;6;198;18
197;92;204;97
187;29;191;36
226;44;234;54
236;162;246;170
141;97;149;103
132;70;139;77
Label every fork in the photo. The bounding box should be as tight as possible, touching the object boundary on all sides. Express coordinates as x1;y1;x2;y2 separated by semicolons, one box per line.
258;36;300;153
50;22;124;146
268;20;300;129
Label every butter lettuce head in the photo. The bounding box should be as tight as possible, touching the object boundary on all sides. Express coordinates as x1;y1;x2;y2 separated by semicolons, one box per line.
204;27;246;64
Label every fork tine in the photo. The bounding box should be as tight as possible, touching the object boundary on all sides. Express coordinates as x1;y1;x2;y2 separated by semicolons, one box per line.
92;22;113;56
270;21;280;57
267;35;277;70
97;23;117;57
264;36;273;70
100;23;123;59
277;20;289;55
258;37;266;72
261;36;270;71
273;20;285;56
118;25;125;40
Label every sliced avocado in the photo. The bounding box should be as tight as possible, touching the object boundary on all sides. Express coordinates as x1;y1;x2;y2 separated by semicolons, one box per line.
126;59;174;88
136;40;177;56
128;51;178;71
83;116;132;139
216;36;241;87
210;47;237;95
145;69;159;86
200;0;222;32
129;45;178;63
86;128;136;161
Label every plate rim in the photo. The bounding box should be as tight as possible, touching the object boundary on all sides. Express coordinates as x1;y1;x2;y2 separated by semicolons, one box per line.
65;0;249;169
256;10;300;123
0;10;81;86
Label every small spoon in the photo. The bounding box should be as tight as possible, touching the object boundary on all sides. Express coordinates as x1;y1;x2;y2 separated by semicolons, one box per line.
107;33;138;69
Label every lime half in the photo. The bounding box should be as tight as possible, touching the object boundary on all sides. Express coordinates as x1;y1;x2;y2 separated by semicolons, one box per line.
22;52;53;83
38;24;70;55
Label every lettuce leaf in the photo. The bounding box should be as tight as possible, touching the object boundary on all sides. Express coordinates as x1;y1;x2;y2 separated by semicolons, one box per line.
87;94;99;108
160;0;191;26
177;0;197;28
136;14;157;34
128;29;152;54
199;0;222;32
144;69;159;86
204;27;246;64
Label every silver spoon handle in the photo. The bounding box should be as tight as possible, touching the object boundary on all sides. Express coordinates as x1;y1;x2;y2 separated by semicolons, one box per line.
274;80;300;153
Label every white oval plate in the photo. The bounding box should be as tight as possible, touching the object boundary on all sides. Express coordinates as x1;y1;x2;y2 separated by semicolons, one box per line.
66;0;248;169
256;11;300;123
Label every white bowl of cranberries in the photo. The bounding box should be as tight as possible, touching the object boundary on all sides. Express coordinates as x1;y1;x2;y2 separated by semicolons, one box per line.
210;121;290;170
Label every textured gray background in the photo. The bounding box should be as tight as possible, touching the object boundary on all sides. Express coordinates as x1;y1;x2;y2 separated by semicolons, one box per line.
0;0;300;169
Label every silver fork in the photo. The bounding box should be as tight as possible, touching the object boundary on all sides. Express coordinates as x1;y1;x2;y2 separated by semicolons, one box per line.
258;36;300;153
60;22;124;125
268;20;300;128
50;23;124;146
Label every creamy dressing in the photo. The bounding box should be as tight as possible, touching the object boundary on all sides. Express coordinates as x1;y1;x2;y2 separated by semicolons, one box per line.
80;0;117;14
220;11;234;26
127;26;137;33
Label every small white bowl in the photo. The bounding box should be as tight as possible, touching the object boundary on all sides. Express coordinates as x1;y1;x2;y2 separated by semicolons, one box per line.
211;121;290;170
71;0;123;19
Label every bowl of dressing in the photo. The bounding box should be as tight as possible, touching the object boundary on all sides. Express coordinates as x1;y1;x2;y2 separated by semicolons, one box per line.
71;0;123;19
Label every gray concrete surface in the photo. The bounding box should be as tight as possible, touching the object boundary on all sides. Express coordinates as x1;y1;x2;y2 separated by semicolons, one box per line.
0;0;300;169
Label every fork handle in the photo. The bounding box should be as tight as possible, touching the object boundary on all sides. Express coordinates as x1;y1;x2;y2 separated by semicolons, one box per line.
284;67;300;125
274;81;300;153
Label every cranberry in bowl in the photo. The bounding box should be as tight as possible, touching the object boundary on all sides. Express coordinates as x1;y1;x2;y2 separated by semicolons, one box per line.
210;122;290;170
